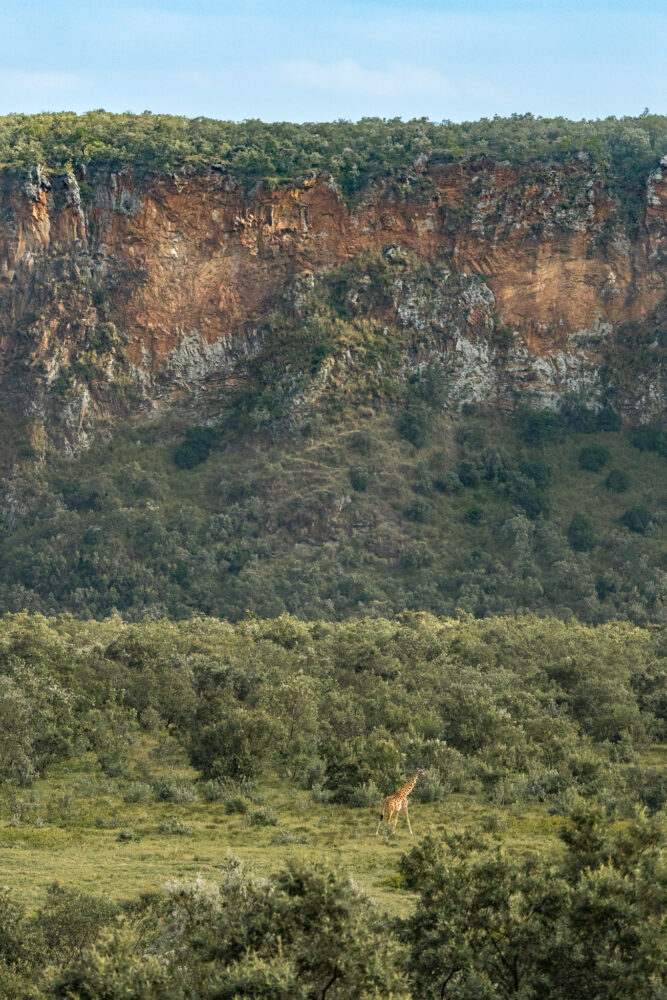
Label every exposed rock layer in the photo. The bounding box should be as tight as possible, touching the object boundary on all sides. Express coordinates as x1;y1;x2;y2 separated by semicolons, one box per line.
0;156;665;441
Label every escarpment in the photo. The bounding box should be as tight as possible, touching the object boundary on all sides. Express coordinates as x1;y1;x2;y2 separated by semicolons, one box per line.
0;152;665;447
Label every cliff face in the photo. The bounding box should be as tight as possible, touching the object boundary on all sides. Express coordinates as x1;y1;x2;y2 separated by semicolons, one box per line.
0;155;665;446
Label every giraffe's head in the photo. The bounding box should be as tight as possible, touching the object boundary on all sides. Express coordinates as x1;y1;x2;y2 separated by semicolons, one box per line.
415;767;426;778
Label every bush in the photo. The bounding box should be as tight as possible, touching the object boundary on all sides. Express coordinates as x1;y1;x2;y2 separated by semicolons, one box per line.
349;467;368;492
519;460;552;488
457;460;480;487
116;829;136;842
605;469;631;492
122;781;153;804
596;407;622;432
246;807;278;827
403;500;427;522
345;781;380;808
152;778;197;803
157;819;193;835
520;408;562;446
630;424;667;455
567;514;596;552
174;426;217;469
620;506;652;534
271;831;309;845
578;445;610;471
397;407;428;448
506;475;549;519
225;794;252;815
464;507;483;524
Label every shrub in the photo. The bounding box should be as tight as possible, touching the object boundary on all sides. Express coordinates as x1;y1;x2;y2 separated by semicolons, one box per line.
122;781;153;804
246;807;278;827
152;778;197;803
432;470;462;494
620;506;652;534
224;795;252;815
519;460;552;488
578;445;610;471
412;772;448;803
567;514;596;552
605;469;631;492
174;426;217;469
116;829;136;842
345;781;380;808
403;500;427;522
157;819;193;835
464;507;483;524
271;831;309;845
630;424;667;455
457;460;480;487
520;408;561;445
561;402;598;433
506;476;549;518
397;407;428;448
349;467;368;492
596;407;622;432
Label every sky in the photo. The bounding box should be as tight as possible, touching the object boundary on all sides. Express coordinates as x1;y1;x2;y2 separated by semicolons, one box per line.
0;0;664;123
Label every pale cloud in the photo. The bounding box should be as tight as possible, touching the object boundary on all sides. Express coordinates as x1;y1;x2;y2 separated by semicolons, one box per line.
281;58;456;99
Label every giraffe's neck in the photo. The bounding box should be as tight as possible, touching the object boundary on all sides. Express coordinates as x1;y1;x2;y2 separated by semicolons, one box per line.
400;773;420;797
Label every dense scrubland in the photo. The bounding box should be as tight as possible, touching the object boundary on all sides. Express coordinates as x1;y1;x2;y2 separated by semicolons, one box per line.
4;396;665;625
1;111;666;219
0;611;665;997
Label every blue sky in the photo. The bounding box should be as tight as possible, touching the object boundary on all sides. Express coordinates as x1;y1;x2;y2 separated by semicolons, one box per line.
1;0;664;122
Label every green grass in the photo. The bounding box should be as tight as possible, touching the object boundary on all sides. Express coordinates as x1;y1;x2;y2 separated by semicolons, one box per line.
0;734;572;915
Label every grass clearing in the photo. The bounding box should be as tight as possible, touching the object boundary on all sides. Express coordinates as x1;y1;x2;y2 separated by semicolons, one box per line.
0;734;573;915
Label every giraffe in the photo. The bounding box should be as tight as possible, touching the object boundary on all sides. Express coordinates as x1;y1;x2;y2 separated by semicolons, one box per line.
375;768;425;836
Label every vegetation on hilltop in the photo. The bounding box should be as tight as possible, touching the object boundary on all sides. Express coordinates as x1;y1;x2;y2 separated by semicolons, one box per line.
1;111;665;212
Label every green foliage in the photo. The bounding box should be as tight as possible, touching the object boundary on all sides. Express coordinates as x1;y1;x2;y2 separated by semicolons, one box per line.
567;514;596;551
620;505;652;534
518;460;551;488
631;423;667;456
605;468;631;492
397;407;429;448
349;467;369;492
519;408;562;446
596;407;622;432
400;809;665;1000
2;111;665;221
174;426;217;469
578;444;610;471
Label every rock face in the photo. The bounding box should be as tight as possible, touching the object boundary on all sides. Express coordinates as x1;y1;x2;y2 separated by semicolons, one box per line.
0;155;665;445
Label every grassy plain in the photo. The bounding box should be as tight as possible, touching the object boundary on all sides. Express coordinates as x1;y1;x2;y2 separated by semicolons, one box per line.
0;732;579;916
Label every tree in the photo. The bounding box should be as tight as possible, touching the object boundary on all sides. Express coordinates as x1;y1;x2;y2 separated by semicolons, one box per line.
578;445;609;471
399;809;666;1000
567;514;596;552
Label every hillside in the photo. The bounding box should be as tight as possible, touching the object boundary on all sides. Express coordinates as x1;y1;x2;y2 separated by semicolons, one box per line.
0;113;664;623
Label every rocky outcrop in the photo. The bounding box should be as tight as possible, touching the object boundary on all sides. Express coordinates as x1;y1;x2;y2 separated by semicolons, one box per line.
0;154;665;445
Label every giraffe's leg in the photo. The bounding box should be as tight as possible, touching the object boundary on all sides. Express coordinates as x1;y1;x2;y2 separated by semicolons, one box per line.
386;806;395;831
375;809;384;835
404;801;413;836
393;805;400;832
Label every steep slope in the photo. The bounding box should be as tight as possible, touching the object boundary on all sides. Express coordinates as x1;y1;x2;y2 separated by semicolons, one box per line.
0;148;665;451
0;114;664;623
